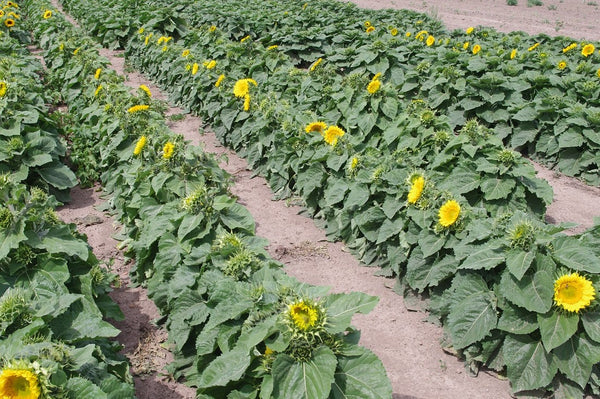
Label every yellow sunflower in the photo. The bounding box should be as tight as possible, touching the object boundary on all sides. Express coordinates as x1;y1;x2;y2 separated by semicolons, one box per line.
288;301;319;331
4;18;15;28
94;68;101;80
510;49;517;59
162;142;174;160
557;61;567;70
139;84;151;97
181;49;190;57
215;74;225;88
0;368;41;399
191;63;199;75
127;104;149;114
309;58;323;71
554;272;596;313
323;125;345;146
94;85;102;97
426;35;435;46
305;121;327;134
42;9;51;19
366;26;375;34
407;176;425;204
562;42;577;53
243;94;250;111
463;41;469;50
133;135;147;156
466;27;474;34
438;200;461;227
367;79;381;94
233;78;257;98
0;81;7;97
528;42;540;52
582;43;596;57
390;28;398;36
472;44;481;55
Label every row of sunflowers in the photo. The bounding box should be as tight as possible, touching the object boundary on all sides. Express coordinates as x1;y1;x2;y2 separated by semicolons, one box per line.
0;14;136;398
9;0;394;397
49;0;600;396
59;0;600;186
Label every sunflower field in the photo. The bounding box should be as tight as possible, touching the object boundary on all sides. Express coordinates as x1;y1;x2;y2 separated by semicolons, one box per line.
2;0;600;397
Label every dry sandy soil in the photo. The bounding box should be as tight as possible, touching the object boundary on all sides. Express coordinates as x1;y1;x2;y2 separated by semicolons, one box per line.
54;1;600;398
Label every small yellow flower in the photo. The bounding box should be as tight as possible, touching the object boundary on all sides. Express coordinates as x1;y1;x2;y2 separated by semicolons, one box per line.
267;44;278;50
349;156;359;171
0;368;41;399
472;44;481;55
215;74;225;88
407;176;425;204
205;60;217;69
42;9;52;19
4;18;15;28
415;30;428;40
240;35;251;43
463;41;469;50
426;35;435;46
582;43;596;57
557;61;567;70
94;68;101;80
364;21;371;28
288;301;319;331
162;45;168;52
59;43;64;51
528;42;540;52
162;142;175;159
305;121;327;134
0;81;7;97
138;27;144;34
191;63;199;75
233;78;257;98
209;25;217;32
94;85;103;97
264;346;274;356
144;35;151;46
562;42;577;53
366;26;375;34
0;10;3;17
243;94;251;111
438;200;461;227
73;47;80;55
405;31;411;37
182;49;190;57
367;79;381;94
309;58;323;71
510;49;517;59
127;104;149;114
7;12;18;19
466;27;474;34
133;135;147;156
323;125;345;146
390;28;398;36
139;84;151;97
554;272;596;313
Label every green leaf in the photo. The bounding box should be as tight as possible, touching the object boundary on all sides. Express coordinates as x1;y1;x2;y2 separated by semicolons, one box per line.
552;237;600;273
447;293;497;349
65;377;107;399
497;305;538;335
503;335;557;393
505;249;534;280
418;231;446;258
459;244;505;271
480;177;516;200
219;203;255;233
581;312;600;343
512;106;538;122
376;218;402;244
553;377;584;399
0;219;26;259
500;269;554;313
324;179;349;206
554;334;600;389
406;251;457;291
272;346;337;399
331;346;392;399
178;214;205;240
197;348;251;388
324;292;378;334
37;162;77;190
344;183;370;209
235;316;278;352
35;225;89;260
538;311;579;351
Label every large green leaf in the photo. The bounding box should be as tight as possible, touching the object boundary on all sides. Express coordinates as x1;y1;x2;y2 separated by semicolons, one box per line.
480;177;516;200
65;377;107;399
581;312;600;343
417;231;446;258
219;203;255;233
552;237;600;273
503;335;557;393
331;346;392;399
447;293;497;349
406;251;456;291
458;243;505;271
34;225;89;260
554;333;600;389
0;219;26;259
505;249;534;280
37;161;77;190
497;305;538;335
499;270;553;313
272;346;337;399
538;311;579;351
323;292;378;334
197;348;251;388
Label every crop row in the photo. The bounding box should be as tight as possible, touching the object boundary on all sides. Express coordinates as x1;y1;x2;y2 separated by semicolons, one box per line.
58;0;600;185
49;0;600;396
17;0;394;397
0;13;135;398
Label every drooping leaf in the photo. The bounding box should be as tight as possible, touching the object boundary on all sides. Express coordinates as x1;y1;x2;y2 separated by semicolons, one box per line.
554;333;600;389
537;311;579;351
324;292;378;334
197;348;251;388
447;292;497;349
503;335;557;393
505;249;534;280
331;346;392;399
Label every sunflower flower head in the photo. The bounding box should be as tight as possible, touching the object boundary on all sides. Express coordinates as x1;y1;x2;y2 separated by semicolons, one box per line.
528;42;540;52
94;68;101;80
0;81;7;98
240;35;251;43
472;44;481;55
191;63;199;75
557;60;567;70
0;367;41;399
215;74;225;88
243;94;251;111
42;9;51;19
162;142;175;160
367;78;381;94
4;18;15;28
133;135;147;156
366;26;375;34
233;78;257;98
554;272;596;313
438;199;461;227
127;104;149;114
407;175;425;204
466;26;474;34
510;48;517;59
323;125;345;146
562;42;577;53
305;121;327;134
582;43;596;57
507;220;536;251
139;84;151;98
390;28;398;36
309;58;323;71
426;35;435;46
285;298;326;335
94;85;103;97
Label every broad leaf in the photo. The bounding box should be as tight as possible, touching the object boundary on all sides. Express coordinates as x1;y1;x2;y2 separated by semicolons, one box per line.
554;334;600;389
324;292;379;334
331;346;392;399
538;311;579;351
503;335;557;393
447;293;497;349
197;348;251;388
505;249;534;280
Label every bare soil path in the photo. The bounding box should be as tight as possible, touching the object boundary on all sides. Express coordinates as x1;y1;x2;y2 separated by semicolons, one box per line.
53;1;600;398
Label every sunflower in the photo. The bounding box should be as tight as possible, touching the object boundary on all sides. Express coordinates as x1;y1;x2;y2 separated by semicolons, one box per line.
367;79;381;94
349;156;359;171
366;26;375;34
0;368;41;399
426;35;435;46
94;68;101;80
364;21;371;28
181;49;190;57
209;25;217;32
94;85;102;97
139;84;151;97
407;176;425;204
233;78;257;98
554;272;596;313
127;104;149;114
162;142;174;159
305;121;327;134
466;26;474;34
438;200;461;227
562;42;577;53
463;41;469;50
243;94;250;111
323;125;345;146
0;81;7;97
204;60;217;69
472;44;481;55
309;58;323;71
582;43;596;57
288;301;319;331
42;9;51;19
390;28;398;36
4;18;15;28
510;49;517;59
133;135;147;156
405;31;411;37
191;63;199;75
215;74;225;88
557;61;567;70
240;35;251;43
0;10;3;17
528;42;540;52
267;45;278;50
